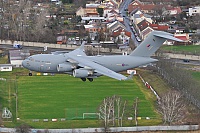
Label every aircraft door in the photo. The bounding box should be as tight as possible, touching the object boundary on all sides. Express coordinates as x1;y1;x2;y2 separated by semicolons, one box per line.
39;65;44;72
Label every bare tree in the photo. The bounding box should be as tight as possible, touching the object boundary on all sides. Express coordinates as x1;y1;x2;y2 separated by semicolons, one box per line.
158;90;186;125
98;95;127;131
31;9;49;42
156;58;200;109
0;0;56;43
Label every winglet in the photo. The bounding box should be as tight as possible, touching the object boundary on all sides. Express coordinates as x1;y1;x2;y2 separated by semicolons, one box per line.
79;41;86;50
68;41;86;56
123;72;134;81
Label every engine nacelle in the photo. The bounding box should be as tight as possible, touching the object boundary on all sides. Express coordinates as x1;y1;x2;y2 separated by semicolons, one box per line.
57;63;73;72
73;69;89;78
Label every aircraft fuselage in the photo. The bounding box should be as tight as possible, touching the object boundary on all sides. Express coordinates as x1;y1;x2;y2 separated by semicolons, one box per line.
22;53;157;74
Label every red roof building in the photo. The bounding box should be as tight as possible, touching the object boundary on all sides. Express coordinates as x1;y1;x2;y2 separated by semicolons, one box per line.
150;24;169;31
174;33;190;45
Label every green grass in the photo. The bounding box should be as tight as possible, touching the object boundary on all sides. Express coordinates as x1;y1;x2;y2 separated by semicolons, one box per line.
0;55;9;64
1;70;162;128
160;45;200;55
1;68;162;128
137;69;171;95
17;74;158;120
192;71;200;83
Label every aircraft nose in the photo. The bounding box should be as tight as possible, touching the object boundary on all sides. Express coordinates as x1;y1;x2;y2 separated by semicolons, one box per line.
22;59;28;68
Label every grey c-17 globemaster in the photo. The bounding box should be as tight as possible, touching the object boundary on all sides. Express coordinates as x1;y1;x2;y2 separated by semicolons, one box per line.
22;31;182;82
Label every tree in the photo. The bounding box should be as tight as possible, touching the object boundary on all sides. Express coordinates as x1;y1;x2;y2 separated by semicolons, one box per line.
158;90;186;125
155;58;200;110
129;38;136;50
96;8;103;17
98;95;127;131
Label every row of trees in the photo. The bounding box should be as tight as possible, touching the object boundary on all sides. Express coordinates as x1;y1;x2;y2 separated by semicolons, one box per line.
156;58;200;110
0;0;57;43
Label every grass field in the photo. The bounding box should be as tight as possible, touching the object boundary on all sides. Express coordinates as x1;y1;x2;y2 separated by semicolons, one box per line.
0;68;162;128
2;68;200;128
17;74;158;120
160;45;200;55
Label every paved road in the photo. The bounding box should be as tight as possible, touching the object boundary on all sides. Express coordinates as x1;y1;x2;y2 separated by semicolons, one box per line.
119;0;140;47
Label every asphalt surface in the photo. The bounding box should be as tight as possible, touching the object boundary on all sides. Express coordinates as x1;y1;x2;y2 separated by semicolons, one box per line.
119;0;140;47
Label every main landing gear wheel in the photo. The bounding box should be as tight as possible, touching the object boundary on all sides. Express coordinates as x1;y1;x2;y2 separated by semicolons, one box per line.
29;73;32;76
81;78;86;82
88;78;93;82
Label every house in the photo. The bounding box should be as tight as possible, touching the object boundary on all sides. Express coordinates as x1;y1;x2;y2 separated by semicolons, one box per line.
104;9;123;22
109;0;119;8
76;7;86;17
128;0;162;14
128;0;143;14
84;22;106;41
174;33;190;45
86;12;99;17
84;24;105;33
104;8;119;18
76;4;100;17
188;6;200;16
107;15;124;23
130;11;153;25
100;0;119;9
81;17;105;23
150;24;169;31
107;21;126;33
86;4;100;9
136;19;170;39
162;6;182;16
112;28;131;45
136;19;152;39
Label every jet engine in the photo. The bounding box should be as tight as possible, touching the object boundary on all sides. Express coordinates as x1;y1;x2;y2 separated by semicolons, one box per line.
73;69;91;78
57;63;73;72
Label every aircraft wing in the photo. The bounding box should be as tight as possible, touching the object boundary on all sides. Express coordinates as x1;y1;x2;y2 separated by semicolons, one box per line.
67;55;132;80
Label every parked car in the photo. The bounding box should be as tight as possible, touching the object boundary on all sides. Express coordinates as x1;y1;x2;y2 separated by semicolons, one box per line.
13;44;23;49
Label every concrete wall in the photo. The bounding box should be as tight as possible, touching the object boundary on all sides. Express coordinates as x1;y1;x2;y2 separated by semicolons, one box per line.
0;125;199;133
163;53;200;61
0;40;127;54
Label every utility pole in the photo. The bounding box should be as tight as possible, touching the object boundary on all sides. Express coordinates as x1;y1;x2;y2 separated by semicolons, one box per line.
134;97;138;126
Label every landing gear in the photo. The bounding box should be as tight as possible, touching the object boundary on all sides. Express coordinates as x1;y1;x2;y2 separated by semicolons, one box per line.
88;78;93;82
29;72;32;76
81;78;93;82
81;78;86;82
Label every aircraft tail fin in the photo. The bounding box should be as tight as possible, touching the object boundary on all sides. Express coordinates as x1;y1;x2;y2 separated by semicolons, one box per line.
130;31;183;57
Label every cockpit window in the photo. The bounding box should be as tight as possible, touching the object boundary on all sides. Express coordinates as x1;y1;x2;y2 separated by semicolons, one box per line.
30;57;34;61
27;57;34;61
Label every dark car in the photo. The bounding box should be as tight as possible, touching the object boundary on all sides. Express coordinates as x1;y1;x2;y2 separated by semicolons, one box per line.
183;59;190;62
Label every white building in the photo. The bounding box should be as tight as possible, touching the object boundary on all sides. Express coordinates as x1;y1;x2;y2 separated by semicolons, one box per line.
188;6;200;16
0;64;13;72
9;50;30;67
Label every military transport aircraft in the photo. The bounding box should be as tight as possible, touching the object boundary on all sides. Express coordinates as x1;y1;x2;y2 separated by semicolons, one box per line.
22;31;182;82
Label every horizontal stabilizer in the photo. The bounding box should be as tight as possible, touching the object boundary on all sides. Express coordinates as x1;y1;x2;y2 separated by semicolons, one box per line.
153;33;184;42
130;31;183;57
